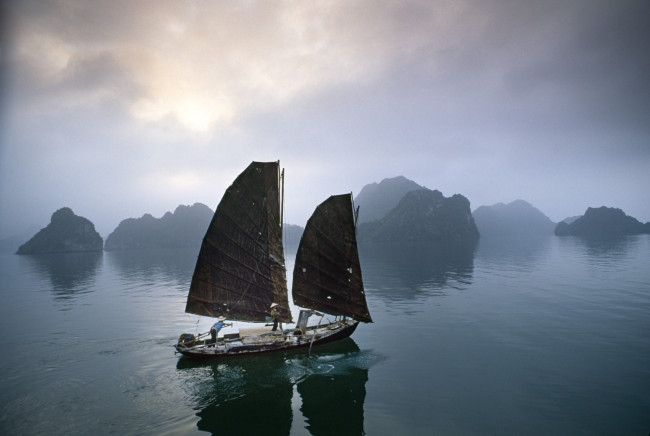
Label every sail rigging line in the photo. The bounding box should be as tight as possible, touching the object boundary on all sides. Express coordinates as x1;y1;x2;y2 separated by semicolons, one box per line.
222;176;270;232
197;211;275;299
183;161;291;324
194;248;272;289
213;206;272;253
189;272;273;306
224;220;269;316
307;313;325;359
213;210;273;270
297;224;349;277
294;231;356;308
293;193;372;323
209;181;282;317
229;256;263;315
280;167;285;232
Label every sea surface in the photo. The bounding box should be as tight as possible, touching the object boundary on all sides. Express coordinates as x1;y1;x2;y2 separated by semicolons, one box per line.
1;235;649;435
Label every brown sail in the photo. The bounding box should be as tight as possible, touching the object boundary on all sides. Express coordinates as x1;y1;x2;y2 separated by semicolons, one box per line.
292;194;373;323
185;161;292;322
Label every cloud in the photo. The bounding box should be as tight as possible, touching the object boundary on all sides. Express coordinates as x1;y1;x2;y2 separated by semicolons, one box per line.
10;0;648;137
7;0;426;132
5;1;518;132
1;0;649;236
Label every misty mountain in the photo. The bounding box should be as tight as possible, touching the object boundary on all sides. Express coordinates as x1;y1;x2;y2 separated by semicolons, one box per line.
355;176;424;224
357;188;479;244
472;199;555;238
560;216;581;225
283;223;304;249
16;208;103;255
0;224;43;254
105;203;213;250
555;206;650;237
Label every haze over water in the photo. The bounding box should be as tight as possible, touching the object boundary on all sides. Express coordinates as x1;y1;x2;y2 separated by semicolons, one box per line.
1;235;649;435
2;1;649;238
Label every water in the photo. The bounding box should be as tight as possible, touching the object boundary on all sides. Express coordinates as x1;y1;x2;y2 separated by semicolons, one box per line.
1;235;649;435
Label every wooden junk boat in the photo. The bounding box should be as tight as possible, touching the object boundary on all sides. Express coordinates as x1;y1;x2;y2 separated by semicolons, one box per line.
175;161;372;359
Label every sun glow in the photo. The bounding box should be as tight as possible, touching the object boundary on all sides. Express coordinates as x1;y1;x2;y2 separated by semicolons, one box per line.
131;94;233;133
128;55;235;133
142;171;203;193
13;2;430;134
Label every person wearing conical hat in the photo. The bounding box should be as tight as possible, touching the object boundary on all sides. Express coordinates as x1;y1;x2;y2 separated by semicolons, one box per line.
210;316;232;345
270;303;282;332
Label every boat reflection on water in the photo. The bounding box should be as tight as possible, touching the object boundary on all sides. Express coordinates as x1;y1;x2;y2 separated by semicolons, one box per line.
296;352;368;435
176;338;373;435
177;351;293;434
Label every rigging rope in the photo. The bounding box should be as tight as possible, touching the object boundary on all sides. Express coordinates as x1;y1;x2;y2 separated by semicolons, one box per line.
230;258;262;312
307;313;325;360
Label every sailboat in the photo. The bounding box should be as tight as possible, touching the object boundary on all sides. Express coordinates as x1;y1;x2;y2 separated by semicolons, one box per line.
175;161;372;359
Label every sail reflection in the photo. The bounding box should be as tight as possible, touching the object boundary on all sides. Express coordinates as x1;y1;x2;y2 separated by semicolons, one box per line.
176;339;371;435
359;241;476;300
21;252;102;305
187;353;293;435
295;341;368;435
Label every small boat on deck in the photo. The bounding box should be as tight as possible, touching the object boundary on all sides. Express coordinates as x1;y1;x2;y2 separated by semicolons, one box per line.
175;161;372;359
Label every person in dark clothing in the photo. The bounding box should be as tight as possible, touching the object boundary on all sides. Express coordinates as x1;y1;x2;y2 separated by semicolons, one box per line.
270;303;282;331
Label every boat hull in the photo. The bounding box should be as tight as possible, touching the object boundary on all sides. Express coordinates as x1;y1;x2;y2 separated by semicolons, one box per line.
175;321;359;360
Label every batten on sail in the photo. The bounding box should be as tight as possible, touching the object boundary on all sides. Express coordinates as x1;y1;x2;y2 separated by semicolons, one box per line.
292;194;373;323
185;161;292;322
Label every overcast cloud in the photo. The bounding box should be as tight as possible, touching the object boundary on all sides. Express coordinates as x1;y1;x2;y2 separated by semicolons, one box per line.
1;0;649;238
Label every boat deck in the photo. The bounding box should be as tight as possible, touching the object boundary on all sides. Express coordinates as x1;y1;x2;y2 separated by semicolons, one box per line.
175;320;359;359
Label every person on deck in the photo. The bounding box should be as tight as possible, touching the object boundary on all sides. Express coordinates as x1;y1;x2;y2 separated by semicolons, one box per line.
210;317;232;345
270;303;283;331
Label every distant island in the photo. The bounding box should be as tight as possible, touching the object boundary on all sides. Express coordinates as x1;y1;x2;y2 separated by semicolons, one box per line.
473;199;555;238
555;206;650;237
560;216;581;225
12;181;648;255
283;223;304;248
105;203;214;250
357;188;479;244
0;224;42;254
16;207;103;255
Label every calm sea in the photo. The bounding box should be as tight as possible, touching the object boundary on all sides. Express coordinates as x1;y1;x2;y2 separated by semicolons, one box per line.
1;235;649;435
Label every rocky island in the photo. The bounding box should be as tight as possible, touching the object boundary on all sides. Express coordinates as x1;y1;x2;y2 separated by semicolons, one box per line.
104;203;213;250
357;188;480;244
473;199;555;238
355;176;424;224
555;206;650;237
16;207;103;255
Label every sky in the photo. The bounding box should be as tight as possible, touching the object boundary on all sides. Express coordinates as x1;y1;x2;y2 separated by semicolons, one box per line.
1;0;649;238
